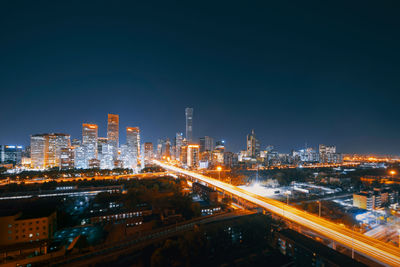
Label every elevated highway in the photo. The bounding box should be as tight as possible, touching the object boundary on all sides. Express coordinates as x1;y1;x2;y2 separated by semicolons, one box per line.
155;160;400;266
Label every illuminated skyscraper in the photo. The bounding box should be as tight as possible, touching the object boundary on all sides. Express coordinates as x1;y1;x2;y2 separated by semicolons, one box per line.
97;137;113;169
0;145;23;165
185;107;193;142
246;129;260;158
199;136;214;153
82;123;98;167
30;134;46;169
144;142;153;161
163;138;171;158
30;133;70;169
46;133;70;168
107;114;119;160
174;133;184;160
126;127;140;169
60;147;74;169
187;144;199;168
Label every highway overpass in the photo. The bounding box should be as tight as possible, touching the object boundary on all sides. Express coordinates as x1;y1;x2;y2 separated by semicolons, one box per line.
154;160;400;267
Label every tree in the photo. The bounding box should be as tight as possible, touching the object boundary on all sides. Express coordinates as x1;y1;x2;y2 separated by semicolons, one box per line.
151;239;186;267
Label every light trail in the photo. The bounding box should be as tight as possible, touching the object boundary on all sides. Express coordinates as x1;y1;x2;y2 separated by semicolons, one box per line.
154;160;400;266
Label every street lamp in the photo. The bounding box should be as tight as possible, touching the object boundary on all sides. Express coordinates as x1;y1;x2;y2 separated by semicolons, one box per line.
216;166;222;180
390;170;397;178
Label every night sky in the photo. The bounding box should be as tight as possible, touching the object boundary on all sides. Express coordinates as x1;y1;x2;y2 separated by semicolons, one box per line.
1;1;400;154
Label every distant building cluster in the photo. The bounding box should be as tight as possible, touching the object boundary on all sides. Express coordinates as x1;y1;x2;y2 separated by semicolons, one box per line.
10;114;143;171
353;188;399;210
1;108;343;171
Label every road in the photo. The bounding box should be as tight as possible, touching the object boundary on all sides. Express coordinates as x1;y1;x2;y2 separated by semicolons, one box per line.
154;160;400;267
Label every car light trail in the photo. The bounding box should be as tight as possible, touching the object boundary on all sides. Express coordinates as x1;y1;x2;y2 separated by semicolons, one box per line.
154;160;400;267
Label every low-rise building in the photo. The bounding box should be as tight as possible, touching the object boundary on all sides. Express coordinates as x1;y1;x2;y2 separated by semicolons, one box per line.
192;182;218;203
0;210;56;246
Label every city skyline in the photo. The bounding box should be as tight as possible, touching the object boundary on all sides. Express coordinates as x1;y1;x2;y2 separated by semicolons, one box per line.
0;110;398;155
1;2;400;154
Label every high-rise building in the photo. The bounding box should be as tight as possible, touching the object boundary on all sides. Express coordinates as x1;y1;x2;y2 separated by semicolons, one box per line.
82;123;98;168
97;137;113;169
185;107;193;142
71;138;81;147
180;144;200;167
126;127;140;169
60;147;74;169
31;135;46;169
224;151;238;168
163;138;171;158
318;144;341;163
215;140;225;152
107;114;119;160
246;130;260;158
144;142;153;161
30;133;70;169
156;139;163;159
0;145;23;165
45;134;70;168
74;146;86;169
187;144;199;168
174;133;184;160
199;136;214;153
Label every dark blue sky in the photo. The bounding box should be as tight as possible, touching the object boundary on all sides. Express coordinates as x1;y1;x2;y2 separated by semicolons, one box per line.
1;1;400;154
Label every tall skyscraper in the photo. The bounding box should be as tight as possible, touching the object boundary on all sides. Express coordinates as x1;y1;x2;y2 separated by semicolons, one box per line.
97;137;113;169
187;144;200;168
185;107;193;142
163;138;171;158
30;134;46;169
144;142;153;161
82;123;98;167
126;127;140;168
30;133;70;169
199;136;214;153
107;114;119;160
174;133;184;160
246;129;260;158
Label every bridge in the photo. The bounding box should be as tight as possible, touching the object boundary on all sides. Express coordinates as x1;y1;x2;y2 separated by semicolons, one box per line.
154;160;400;267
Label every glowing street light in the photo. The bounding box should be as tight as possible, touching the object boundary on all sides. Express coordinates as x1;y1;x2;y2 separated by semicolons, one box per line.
216;166;222;180
390;170;397;177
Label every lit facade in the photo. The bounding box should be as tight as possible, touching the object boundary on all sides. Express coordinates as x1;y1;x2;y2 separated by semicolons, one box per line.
0;211;57;246
0;145;23;165
30;133;70;169
82;124;98;168
174;133;184;160
144;142;153;160
30;135;46;169
199;136;214;153
185;107;193;142
246;129;260;158
126;127;140;169
187;144;199;168
107;114;119;161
